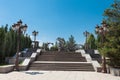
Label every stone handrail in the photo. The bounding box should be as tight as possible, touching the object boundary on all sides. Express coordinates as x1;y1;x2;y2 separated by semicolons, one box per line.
19;49;42;70
76;49;101;72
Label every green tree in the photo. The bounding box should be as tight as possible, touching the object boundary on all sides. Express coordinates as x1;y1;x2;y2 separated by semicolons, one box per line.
66;35;76;51
57;37;66;51
50;42;58;51
0;27;6;63
100;0;120;67
42;43;49;51
25;35;32;48
0;25;32;64
87;34;97;49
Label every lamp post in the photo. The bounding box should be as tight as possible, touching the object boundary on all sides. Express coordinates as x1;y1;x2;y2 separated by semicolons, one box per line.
83;31;89;50
32;30;38;42
32;30;38;48
12;20;27;71
95;21;108;73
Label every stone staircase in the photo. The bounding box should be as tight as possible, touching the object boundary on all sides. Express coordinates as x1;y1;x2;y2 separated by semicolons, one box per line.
36;51;87;62
29;51;95;71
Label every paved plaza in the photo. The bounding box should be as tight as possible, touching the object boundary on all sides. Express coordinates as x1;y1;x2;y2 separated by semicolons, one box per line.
0;71;119;80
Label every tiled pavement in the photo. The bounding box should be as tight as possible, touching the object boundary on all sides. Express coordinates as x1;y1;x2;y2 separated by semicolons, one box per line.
0;71;120;80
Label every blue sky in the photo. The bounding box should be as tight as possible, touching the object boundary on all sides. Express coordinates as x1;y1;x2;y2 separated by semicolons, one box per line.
0;0;113;45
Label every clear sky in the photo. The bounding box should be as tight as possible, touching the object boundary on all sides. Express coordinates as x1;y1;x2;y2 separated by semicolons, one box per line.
0;0;113;45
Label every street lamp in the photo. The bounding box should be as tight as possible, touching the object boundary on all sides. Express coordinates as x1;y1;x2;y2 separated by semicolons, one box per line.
32;30;38;42
12;20;27;71
83;31;90;50
95;21;108;73
32;30;38;48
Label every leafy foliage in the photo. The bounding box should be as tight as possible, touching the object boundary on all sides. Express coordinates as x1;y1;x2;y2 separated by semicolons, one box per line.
55;35;76;52
66;35;76;51
98;0;120;67
87;34;97;49
50;42;58;51
57;37;66;51
0;25;32;64
42;43;49;51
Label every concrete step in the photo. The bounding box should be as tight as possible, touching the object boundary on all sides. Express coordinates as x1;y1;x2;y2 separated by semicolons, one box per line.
37;58;86;62
29;51;94;71
29;63;95;71
29;67;94;71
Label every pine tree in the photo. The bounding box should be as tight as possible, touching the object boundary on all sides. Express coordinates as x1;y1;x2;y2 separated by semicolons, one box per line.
0;25;32;64
101;0;120;67
66;35;76;51
87;34;96;49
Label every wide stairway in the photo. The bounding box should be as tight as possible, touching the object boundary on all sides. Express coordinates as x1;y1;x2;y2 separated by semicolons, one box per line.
29;51;95;71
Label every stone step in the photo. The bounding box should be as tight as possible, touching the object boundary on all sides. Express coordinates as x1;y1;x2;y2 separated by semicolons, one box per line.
29;67;94;71
29;63;95;71
41;51;82;55
40;53;82;56
31;64;93;67
37;58;86;62
29;51;94;71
